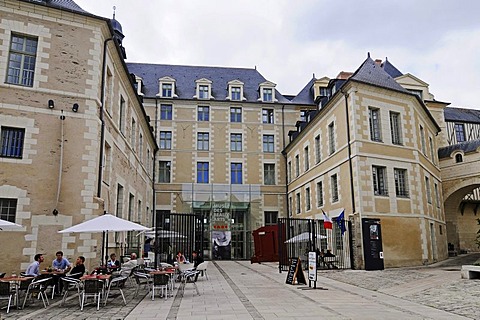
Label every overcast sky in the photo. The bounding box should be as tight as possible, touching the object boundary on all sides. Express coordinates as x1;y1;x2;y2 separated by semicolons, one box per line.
75;0;480;110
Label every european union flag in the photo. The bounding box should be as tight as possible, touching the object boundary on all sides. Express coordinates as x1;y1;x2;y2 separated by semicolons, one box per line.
337;210;346;236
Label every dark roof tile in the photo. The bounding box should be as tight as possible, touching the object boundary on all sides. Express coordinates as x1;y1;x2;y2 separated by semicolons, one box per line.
444;107;480;123
438;140;480;159
350;57;408;93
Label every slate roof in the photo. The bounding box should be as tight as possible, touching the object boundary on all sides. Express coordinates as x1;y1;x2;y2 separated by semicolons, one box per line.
438;140;480;159
126;63;291;103
381;59;403;78
290;77;316;105
444;107;480;124
21;0;89;13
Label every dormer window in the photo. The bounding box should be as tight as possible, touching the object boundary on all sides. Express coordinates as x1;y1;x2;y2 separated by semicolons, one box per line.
258;81;277;103
194;78;213;100
134;75;144;96
157;76;178;98
226;80;245;101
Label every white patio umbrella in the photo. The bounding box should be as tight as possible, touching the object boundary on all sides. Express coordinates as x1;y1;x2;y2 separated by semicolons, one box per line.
59;214;149;264
0;218;23;230
285;232;327;243
137;228;186;239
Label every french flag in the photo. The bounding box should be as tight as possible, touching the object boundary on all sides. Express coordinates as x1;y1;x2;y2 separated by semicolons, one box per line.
322;210;332;229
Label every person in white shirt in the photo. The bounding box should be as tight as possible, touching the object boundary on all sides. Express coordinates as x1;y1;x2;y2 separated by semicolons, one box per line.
26;253;44;276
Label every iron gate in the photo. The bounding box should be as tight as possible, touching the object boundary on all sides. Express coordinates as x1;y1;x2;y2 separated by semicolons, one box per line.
155;211;205;266
278;217;352;272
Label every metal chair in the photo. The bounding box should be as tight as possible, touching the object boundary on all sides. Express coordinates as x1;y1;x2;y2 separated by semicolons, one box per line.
196;261;209;280
0;281;15;313
133;271;152;297
22;277;50;309
80;279;103;311
104;276;128;306
182;270;200;296
0;273;6;278
151;274;169;301
61;277;81;306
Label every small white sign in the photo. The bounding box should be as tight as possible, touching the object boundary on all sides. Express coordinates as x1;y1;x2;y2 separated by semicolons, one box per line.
308;252;317;281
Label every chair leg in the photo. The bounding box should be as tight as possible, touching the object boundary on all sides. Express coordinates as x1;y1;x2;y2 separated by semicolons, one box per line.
81;293;85;311
205;270;208;280
22;290;29;309
96;293;100;311
6;295;12;313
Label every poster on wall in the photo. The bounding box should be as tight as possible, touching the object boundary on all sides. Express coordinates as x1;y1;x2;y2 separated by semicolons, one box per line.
212;230;231;260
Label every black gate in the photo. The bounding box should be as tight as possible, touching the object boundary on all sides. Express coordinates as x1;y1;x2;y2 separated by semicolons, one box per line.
155;211;205;267
278;217;352;272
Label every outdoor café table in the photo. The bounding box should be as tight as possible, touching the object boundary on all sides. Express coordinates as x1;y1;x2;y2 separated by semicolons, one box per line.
1;276;34;309
149;269;176;292
80;274;111;308
41;269;67;295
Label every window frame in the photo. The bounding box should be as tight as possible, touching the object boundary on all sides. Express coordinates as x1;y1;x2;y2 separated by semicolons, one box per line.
316;181;324;207
0;126;25;159
262;134;274;153
197;132;209;151
161;83;173;97
0;198;17;223
6;33;38;87
454;123;466;142
159;131;172;150
331;174;339;202
264;163;275;185
394;168;409;197
197;106;210;121
262;88;273;102
231;162;243;184
197;162;209;183
160;104;173;120
262;109;274;124
230;133;242;151
372;166;388;196
328;122;335;155
304;146;309;171
369;107;382;142
305;187;311;211
389;111;402;145
315;134;321;164
230;107;242;123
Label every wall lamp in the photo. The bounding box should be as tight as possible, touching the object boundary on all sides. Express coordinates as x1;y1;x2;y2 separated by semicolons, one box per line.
48;99;55;109
72;103;79;112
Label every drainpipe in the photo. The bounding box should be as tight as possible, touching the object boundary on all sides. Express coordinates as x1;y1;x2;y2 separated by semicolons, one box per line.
97;37;113;199
281;104;289;274
153;97;159;268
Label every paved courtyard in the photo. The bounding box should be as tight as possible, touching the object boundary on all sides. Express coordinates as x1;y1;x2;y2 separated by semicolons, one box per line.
1;254;480;319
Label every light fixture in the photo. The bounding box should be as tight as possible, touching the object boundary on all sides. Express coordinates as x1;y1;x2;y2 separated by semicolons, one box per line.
48;99;54;109
72;103;79;112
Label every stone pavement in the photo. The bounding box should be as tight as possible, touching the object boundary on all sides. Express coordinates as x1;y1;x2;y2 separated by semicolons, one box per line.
1;254;480;319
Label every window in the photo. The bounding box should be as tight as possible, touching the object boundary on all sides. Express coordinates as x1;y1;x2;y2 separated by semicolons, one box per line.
103;143;111;183
394;168;408;197
262;88;273;102
434;183;440;208
197;162;209;183
262;109;274;124
328;122;335;155
288;196;293;217
372;166;388;196
420;125;426;154
304;146;309;171
390;112;402;145
369;108;382;142
199;85;209;99
296;193;301;214
139;133;143;159
231;163;243;184
429;137;435;163
264;211;278;226
0;198;17;222
119;96;126;134
162;83;173;97
128;193;135;220
407;89;423;99
316;181;324;207
263;135;274;153
116;184;124;219
455;123;466;142
197;132;209;151
425;176;432;204
159;131;172;149
1;127;25;158
264;163;275;185
287;161;292;183
231;87;241;101
315;135;321;164
295;155;300;177
131;118;136;150
455;154;463;163
7;34;38;87
230;107;242;122
230;133;242;151
331;174;339;202
306;187;311;211
198;106;210;121
160;104;172;120
300;110;308;122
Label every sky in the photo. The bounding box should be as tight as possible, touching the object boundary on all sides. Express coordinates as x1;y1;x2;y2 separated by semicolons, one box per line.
75;0;480;109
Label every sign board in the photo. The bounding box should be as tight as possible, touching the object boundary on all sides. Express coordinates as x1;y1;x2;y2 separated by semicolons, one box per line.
285;257;307;285
308;252;317;281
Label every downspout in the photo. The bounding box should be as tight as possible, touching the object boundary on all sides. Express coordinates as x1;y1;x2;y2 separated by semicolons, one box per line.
281;104;288;273
153;97;159;268
97;37;113;199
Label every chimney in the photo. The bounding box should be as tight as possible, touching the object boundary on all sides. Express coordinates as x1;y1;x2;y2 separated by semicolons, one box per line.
375;59;382;65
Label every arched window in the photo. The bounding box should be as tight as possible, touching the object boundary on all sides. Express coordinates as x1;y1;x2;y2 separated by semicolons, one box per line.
455;154;463;163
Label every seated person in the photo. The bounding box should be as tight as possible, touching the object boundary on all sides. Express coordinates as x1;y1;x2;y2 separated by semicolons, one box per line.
26;253;44;277
176;251;186;264
107;253;121;270
119;253;138;276
324;249;338;269
192;250;204;269
52;251;72;272
69;256;86;278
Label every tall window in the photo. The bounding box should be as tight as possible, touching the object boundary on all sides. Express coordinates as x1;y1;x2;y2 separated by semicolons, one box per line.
262;88;273;102
159;131;172;149
425;176;432;204
231;87;241;100
304;146;309;171
372;166;388;196
264;211;278;226
316;181;324;207
288;196;293;217
198;106;210;121
264;163;275;185
230;133;242;151
231;163;243;184
128;193;135;220
454;123;465;142
116;184;124;218
287;161;292;183
139;133;143;159
197;132;209;150
306;187;311;211
1;127;25;158
119;96;126;134
0;198;17;222
328;122;335;155
263;135;274;152
7;34;37;87
420;125;426;154
295;155;300;177
230;107;242;122
199;85;209;99
455;154;463;163
331;174;339;202
315;134;321;164
369;107;382;142
197;162;209;183
394;168;408;197
296;193;301;214
434;183;440;208
103;143;112;183
429;137;435;163
262;109;274;124
159;161;171;183
162;83;172;97
160;104;172;120
131;118;136;150
390;112;402;145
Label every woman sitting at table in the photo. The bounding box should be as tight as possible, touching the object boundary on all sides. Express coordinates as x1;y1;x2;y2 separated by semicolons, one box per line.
69;256;86;278
107;253;121;270
176;251;186;264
